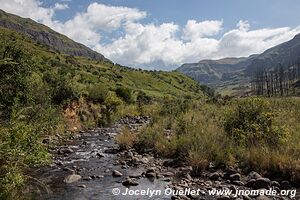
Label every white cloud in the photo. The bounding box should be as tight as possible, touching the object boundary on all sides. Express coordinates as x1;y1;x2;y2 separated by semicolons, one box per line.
1;0;300;70
54;3;69;11
183;20;223;41
237;20;250;31
59;2;147;46
0;0;55;25
216;25;300;58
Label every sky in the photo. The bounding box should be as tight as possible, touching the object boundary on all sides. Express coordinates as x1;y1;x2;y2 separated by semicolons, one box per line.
1;0;300;70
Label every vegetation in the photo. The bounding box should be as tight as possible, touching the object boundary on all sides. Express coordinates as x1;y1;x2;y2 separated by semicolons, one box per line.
251;63;300;96
135;97;300;181
1;12;300;200
0;26;204;199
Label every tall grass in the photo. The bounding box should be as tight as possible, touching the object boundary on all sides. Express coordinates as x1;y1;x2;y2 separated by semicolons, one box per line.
136;97;300;183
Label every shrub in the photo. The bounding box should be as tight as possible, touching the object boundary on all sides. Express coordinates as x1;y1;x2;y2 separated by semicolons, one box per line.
115;87;133;104
116;127;137;150
136;91;151;105
102;92;123;125
52;82;79;104
224;98;285;147
0;106;52;199
87;84;108;102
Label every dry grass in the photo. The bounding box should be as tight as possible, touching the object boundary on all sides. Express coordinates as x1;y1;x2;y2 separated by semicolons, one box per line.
136;97;300;181
116;127;137;150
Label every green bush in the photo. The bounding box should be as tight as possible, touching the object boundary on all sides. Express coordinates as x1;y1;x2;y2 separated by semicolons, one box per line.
115;87;133;104
0;105;53;199
137;91;151;105
88;84;108;102
224;98;285;147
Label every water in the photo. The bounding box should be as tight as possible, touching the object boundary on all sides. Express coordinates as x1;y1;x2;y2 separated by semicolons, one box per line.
28;123;171;200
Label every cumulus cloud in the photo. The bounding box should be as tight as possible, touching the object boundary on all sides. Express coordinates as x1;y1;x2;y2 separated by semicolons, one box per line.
216;25;300;58
183;20;223;41
0;0;55;26
54;3;69;11
1;0;300;70
58;3;147;46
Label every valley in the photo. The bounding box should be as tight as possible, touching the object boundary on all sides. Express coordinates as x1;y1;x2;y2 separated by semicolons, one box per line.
0;6;300;200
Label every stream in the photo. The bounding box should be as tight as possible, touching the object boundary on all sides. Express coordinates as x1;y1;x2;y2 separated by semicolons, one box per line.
27;117;299;200
28;117;171;200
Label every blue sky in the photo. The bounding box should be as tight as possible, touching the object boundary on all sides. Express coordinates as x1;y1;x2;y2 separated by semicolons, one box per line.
49;0;300;29
1;0;300;70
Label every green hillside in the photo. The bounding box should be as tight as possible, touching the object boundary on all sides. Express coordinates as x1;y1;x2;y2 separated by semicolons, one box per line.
0;26;203;100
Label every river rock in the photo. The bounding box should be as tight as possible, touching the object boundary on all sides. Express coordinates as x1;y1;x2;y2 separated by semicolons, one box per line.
96;152;105;158
122;178;139;186
83;176;92;181
141;157;149;164
229;173;241;181
247;171;262;180
242;195;252;200
253;178;271;189
112;170;123;177
64;174;82;183
280;180;291;189
209;172;220;180
256;195;271;200
245;179;256;188
104;148;119;154
233;180;244;186
59;147;74;154
271;181;280;188
145;172;156;178
78;184;86;188
162;171;174;177
226;166;237;175
146;167;156;173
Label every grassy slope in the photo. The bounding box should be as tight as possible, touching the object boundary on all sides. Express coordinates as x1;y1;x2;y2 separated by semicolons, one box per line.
0;26;204;99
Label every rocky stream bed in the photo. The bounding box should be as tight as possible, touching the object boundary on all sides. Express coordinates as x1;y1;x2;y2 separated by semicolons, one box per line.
27;117;299;200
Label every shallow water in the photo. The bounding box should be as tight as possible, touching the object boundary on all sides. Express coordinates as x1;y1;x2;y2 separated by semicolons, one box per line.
28;124;171;200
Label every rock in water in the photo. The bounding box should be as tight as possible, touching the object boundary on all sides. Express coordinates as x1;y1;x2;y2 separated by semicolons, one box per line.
112;170;123;177
122;179;139;186
64;174;82;183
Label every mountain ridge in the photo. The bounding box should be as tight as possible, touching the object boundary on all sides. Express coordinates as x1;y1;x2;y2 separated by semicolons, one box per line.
0;9;110;62
177;32;300;94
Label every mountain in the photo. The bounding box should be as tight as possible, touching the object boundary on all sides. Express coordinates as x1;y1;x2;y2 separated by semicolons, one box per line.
177;56;256;84
177;33;300;95
245;33;300;73
0;9;109;62
0;10;203;99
